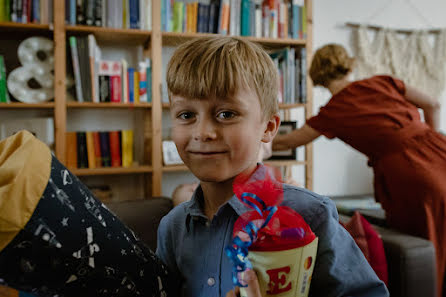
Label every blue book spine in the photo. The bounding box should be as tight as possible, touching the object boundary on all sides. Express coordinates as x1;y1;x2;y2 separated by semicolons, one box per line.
32;0;40;23
240;0;250;36
127;67;135;103
69;0;76;24
129;0;140;28
99;131;111;167
292;2;298;39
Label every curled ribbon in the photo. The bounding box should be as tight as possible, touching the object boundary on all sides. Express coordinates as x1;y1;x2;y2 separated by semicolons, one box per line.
224;192;278;287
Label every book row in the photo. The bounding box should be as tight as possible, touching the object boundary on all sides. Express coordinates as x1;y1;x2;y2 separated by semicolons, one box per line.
0;56;9;103
65;0;152;30
65;130;134;169
161;0;307;39
270;46;307;104
0;0;53;24
68;35;152;103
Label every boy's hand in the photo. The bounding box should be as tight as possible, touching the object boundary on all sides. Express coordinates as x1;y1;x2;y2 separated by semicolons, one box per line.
225;270;262;297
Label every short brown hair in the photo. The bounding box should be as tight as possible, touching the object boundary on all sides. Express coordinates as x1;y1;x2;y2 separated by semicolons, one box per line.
309;43;355;87
166;36;279;119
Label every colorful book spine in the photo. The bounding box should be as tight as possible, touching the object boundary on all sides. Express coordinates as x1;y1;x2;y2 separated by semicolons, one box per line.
121;129;134;167
69;36;84;102
99;131;111;167
146;59;152;102
172;1;184;32
92;131;102;167
65;132;78;169
134;70;140;103
218;0;229;35
121;59;129;103
86;131;96;169
109;130;122;167
76;131;89;168
129;0;140;28
0;56;9;103
127;67;135;103
240;0;250;36
138;61;147;103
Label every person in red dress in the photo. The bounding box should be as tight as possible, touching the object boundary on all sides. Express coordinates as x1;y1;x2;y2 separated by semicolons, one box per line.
273;43;446;297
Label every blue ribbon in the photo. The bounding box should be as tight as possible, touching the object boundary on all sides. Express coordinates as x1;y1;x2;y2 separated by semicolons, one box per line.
224;192;278;287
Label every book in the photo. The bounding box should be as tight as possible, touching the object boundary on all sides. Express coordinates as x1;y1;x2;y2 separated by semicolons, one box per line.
65;132;78;169
88;34;100;103
129;0;140;28
138;60;148;102
86;131;96;169
99;75;110;102
92;131;102;167
121;59;129;103
69;36;84;102
109;130;122;167
99;131;111;166
121;129;134;167
0;55;10;103
134;70;140;103
127;67;135;103
76;131;89;168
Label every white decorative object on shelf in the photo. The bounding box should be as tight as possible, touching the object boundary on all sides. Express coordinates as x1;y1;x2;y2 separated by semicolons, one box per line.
162;140;184;165
7;37;55;103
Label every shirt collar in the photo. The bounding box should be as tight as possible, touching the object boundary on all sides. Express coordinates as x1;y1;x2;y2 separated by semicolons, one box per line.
184;185;251;223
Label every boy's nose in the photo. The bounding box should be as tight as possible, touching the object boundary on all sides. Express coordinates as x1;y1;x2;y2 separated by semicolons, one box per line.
193;119;217;141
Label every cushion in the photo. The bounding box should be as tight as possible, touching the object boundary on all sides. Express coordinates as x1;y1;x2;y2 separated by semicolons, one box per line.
342;211;388;285
0;131;175;297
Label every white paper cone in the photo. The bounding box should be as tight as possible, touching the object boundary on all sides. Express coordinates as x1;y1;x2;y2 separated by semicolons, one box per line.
240;238;318;297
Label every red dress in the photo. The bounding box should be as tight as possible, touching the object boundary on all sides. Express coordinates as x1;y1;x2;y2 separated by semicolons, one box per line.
307;75;446;296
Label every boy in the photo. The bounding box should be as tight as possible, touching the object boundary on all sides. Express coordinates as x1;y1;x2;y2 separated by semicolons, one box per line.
156;36;389;297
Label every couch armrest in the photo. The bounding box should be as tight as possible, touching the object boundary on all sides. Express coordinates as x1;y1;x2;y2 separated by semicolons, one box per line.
339;215;436;297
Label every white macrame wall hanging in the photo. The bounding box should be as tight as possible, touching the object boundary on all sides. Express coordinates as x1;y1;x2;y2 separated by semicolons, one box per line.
351;25;446;97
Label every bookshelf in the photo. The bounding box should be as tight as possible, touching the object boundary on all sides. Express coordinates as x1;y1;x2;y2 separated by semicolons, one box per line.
0;0;313;198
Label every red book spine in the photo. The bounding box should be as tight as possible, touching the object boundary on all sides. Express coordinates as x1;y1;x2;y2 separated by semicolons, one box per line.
109;131;122;167
110;75;122;102
93;131;102;167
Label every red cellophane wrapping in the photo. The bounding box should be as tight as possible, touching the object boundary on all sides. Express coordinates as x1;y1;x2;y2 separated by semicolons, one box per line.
232;165;316;252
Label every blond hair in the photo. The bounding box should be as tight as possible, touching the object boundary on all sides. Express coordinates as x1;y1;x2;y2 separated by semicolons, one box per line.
166;36;279;119
309;43;355;87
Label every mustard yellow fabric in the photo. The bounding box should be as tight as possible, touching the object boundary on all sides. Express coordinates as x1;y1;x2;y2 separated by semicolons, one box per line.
0;130;51;251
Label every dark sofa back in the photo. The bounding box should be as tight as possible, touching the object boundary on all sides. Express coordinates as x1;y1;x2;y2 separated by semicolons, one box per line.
106;197;173;251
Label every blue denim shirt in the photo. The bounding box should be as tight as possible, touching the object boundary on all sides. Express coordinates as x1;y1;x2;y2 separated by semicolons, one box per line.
156;177;389;297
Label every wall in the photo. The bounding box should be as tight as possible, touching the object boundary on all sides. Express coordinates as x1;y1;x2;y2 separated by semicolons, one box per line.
308;0;446;196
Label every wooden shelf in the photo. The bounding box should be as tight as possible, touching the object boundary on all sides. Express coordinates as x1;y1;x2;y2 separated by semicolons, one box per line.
279;103;306;109
265;160;307;167
67;102;152;108
71;166;153;176
0;22;51;32
162;164;189;172
162;32;306;48
65;25;151;45
0;102;55;108
163;102;306;109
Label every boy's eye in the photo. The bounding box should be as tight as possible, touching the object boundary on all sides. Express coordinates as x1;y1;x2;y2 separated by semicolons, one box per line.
178;112;195;120
217;111;236;120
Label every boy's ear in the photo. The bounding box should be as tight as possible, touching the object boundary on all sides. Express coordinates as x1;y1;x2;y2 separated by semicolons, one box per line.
262;113;281;142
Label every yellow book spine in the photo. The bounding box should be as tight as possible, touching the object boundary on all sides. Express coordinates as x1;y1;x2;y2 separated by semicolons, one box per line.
86;131;96;169
121;130;134;167
134;71;140;103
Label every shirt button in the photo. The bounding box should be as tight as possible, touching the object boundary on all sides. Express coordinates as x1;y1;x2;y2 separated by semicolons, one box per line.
207;277;215;286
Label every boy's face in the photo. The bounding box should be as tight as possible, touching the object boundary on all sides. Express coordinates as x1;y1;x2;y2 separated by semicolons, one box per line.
170;88;277;183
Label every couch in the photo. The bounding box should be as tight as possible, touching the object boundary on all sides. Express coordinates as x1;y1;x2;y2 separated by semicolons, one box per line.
106;197;437;297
